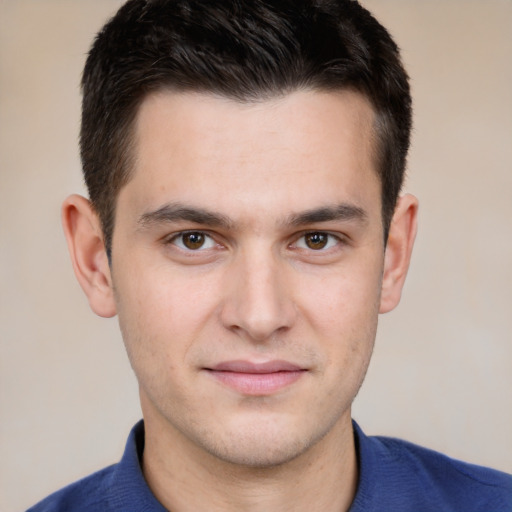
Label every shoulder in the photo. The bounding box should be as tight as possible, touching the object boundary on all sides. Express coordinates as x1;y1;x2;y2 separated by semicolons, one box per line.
378;435;512;498
26;465;116;512
26;421;166;512
352;423;512;512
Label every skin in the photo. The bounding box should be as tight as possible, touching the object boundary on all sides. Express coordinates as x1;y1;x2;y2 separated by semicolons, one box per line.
63;89;418;511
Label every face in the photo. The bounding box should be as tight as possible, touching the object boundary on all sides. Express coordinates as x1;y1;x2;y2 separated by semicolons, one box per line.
110;90;386;467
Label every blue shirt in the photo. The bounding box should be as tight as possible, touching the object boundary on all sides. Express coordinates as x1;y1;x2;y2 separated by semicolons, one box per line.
28;420;512;511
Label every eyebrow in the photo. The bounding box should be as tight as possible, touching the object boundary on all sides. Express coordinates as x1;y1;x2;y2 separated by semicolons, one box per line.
137;201;368;231
138;202;233;230
287;204;368;227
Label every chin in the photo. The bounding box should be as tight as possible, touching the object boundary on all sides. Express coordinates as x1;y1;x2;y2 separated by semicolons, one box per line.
209;438;310;468
194;417;327;469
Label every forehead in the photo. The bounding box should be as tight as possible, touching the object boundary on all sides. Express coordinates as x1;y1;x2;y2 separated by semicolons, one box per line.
121;89;380;223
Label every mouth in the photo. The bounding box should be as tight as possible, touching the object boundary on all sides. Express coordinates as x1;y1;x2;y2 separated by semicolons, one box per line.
204;360;307;395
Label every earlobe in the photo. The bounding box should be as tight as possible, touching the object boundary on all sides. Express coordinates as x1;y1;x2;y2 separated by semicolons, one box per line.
379;193;418;314
62;194;117;318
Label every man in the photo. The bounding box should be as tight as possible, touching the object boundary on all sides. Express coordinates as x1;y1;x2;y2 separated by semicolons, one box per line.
28;0;512;510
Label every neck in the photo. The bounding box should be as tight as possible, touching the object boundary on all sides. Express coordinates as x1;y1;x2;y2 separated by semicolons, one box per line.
142;407;358;512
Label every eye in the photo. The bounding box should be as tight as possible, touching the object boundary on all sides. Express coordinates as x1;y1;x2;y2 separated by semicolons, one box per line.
170;231;216;251
294;232;340;251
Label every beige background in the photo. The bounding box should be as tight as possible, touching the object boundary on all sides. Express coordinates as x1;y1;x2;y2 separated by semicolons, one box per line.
1;1;511;511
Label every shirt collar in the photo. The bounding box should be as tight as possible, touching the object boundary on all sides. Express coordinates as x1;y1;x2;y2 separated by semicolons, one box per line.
108;420;168;511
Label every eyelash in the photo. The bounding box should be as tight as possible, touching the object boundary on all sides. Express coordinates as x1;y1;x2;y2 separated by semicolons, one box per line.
165;230;345;253
292;231;343;251
166;231;218;251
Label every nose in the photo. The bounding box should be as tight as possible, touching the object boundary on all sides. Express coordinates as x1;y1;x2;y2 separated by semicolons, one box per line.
220;245;297;343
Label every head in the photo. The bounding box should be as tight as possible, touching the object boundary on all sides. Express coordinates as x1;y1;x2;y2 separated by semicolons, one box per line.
80;0;412;257
65;0;417;473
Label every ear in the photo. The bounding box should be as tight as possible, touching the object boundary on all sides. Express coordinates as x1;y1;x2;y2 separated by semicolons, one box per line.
62;194;117;318
379;193;418;314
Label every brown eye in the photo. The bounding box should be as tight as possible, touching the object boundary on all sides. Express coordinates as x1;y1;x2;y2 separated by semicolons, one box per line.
168;230;219;255
182;232;205;250
304;232;328;250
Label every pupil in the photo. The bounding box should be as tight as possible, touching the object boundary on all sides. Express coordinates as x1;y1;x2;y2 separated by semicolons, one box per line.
306;233;327;249
184;232;204;249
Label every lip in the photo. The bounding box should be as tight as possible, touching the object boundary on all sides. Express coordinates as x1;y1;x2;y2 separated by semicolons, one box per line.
205;360;306;395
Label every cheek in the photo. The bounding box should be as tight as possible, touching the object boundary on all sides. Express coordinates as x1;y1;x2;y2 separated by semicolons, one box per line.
112;263;219;376
117;258;218;325
301;259;382;329
298;259;382;370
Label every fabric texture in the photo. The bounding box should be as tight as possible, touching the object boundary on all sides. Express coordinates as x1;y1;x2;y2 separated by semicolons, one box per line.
27;420;512;511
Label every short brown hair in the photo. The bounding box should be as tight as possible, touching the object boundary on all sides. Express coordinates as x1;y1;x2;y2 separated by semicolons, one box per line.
81;0;412;257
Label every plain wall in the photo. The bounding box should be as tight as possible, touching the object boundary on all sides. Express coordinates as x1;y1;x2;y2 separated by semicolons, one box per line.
1;1;511;511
